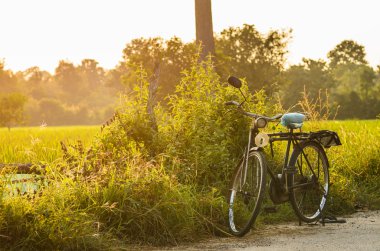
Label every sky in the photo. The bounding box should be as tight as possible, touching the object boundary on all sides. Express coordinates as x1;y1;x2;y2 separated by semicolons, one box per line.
1;0;379;73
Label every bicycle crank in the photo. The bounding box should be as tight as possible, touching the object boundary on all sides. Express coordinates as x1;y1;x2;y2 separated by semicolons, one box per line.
269;174;289;204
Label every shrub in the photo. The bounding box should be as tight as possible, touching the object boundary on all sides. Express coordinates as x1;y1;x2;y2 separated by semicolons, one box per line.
0;58;274;248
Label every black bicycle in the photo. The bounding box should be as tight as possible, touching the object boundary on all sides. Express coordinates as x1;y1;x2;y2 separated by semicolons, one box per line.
226;76;341;236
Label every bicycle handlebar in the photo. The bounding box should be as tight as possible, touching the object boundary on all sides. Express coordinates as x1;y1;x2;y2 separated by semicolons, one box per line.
225;100;282;121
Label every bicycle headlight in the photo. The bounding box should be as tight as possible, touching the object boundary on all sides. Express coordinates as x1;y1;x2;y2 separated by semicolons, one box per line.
255;117;267;128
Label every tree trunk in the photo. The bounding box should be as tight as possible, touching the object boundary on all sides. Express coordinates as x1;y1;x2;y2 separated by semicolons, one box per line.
195;0;215;60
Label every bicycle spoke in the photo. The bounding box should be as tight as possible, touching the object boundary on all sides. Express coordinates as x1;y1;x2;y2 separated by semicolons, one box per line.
297;190;306;210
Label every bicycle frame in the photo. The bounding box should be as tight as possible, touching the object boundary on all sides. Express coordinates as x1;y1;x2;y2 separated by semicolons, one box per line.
267;130;310;193
241;123;319;195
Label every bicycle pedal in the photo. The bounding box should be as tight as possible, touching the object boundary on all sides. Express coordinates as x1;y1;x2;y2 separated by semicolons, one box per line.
263;206;277;213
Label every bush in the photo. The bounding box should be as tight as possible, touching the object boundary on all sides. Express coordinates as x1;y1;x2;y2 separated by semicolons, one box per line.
0;58;275;248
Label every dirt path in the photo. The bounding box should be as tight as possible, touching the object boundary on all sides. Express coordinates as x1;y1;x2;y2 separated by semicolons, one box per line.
164;210;380;251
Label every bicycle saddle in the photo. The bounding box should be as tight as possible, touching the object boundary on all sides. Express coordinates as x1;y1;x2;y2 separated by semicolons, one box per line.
280;113;305;129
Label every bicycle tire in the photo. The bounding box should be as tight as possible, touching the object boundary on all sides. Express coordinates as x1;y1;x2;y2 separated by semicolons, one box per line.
288;141;329;222
228;150;266;236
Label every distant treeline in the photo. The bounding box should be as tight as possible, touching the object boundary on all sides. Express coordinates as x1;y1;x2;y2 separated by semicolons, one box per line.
1;24;379;127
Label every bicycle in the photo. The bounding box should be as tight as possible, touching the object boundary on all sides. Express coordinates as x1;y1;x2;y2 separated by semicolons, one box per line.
225;76;342;236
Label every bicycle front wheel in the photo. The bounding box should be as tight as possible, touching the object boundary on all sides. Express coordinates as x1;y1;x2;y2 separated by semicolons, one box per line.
289;141;329;222
228;150;266;236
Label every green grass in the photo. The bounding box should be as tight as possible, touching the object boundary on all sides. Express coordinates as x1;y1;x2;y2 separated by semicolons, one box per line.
0;126;99;163
275;120;380;212
321;120;380;211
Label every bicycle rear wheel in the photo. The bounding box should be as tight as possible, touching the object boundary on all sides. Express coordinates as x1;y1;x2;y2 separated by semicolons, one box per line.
288;141;329;222
228;151;266;236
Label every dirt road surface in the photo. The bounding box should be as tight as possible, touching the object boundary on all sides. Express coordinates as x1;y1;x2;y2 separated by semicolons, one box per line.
165;210;380;251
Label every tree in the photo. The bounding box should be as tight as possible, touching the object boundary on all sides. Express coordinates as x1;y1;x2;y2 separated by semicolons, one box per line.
121;37;197;101
360;66;376;100
54;60;83;103
55;60;81;93
38;98;66;125
105;63;130;92
78;59;105;89
195;0;215;60
0;60;19;93
215;24;290;93
327;40;367;68
23;66;52;99
0;93;27;129
282;58;335;108
327;43;380;118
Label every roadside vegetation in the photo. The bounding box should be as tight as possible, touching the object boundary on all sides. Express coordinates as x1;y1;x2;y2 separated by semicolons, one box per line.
1;57;379;249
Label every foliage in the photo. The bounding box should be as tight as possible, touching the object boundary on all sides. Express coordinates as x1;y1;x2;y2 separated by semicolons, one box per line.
281;40;380;119
327;40;368;68
0;59;275;248
163;61;243;186
281;58;335;108
0;157;227;249
121;37;198;101
215;24;290;94
54;60;82;99
4;27;380;124
0;61;19;93
0;93;27;129
1;58;116;127
164;59;278;187
330;62;379;119
86;58;276;188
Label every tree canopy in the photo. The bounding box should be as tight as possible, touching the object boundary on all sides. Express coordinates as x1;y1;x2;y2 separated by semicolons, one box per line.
0;93;27;129
215;24;291;93
327;40;368;68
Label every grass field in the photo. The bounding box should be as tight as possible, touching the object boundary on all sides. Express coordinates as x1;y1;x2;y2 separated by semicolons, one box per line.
0;126;99;163
2;121;378;164
0;126;99;199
